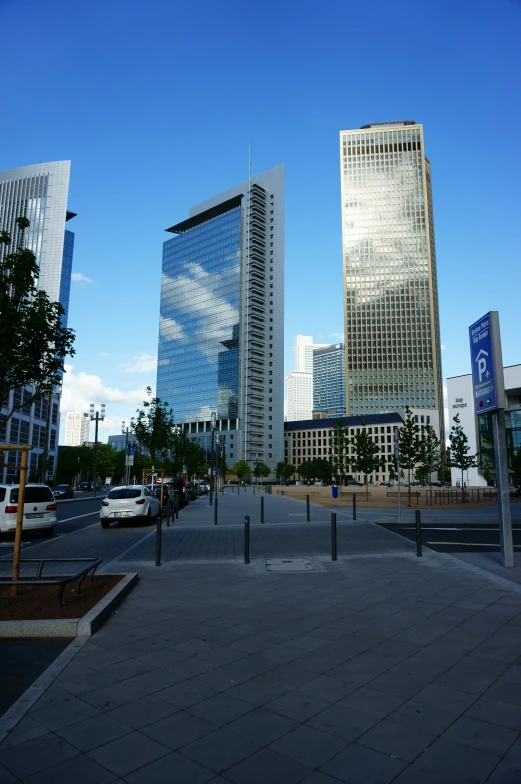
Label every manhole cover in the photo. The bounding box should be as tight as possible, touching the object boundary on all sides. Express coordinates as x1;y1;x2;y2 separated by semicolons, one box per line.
265;558;314;572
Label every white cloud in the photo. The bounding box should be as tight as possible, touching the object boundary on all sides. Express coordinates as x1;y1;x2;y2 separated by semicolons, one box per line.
441;344;447;350
98;352;110;357
71;272;93;284
329;332;344;341
122;353;157;373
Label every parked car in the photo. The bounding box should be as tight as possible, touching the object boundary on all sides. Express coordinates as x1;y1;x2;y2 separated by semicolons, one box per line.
52;484;74;499
186;482;198;501
0;484;57;536
100;486;160;528
347;480;363;486
79;482;91;491
146;484;170;506
167;477;188;508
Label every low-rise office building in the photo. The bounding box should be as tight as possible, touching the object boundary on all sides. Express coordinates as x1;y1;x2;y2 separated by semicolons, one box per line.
284;408;439;483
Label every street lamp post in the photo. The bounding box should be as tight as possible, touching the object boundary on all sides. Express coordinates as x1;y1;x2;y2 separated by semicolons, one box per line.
86;403;105;497
121;420;134;485
209;411;216;506
256;453;259;489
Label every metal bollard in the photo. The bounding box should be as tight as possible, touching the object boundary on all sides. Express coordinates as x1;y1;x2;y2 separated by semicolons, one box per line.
306;494;310;522
156;517;162;566
209;486;213;506
331;512;337;561
253;484;255;496
261;495;264;524
244;516;250;564
415;509;422;557
214;495;218;525
353;494;357;520
166;500;171;527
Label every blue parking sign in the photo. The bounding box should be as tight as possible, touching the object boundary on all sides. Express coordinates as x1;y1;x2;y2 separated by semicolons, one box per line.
469;311;505;415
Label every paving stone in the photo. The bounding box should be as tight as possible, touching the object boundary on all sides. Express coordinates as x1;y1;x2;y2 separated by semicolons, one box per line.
55;712;132;752
264;691;331;722
80;680;148;711
392;764;458;784
157;681;218;710
387;699;460;735
268;724;347;768
367;672;429;700
411;683;477;713
227;675;293;706
505;737;521;762
0;716;48;750
165;658;219;679
87;731;170;777
486;758;521;783
224;747;313;784
441;715;518;758
107;694;178;729
300;773;348;784
135;647;188;668
197;646;249;666
57;668;116;697
433;657;507;695
123;751;214;784
0;734;79;780
29;696;99;731
340;686;405;719
391;657;448;682
320;741;407;783
141;709;216;749
297;674;359;702
0;762;17;783
187;693;255;726
21;754;116;784
226;707;298;746
76;648;128;670
98;658;151;681
415;738;500;782
466;696;521;731
307;703;378;741
483;681;521;708
357;718;433;762
180;728;260;775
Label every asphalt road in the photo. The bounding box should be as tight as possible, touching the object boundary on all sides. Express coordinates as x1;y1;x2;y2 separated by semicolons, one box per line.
379;521;521;553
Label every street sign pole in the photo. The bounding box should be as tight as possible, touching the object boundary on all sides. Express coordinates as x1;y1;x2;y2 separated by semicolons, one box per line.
394;427;401;523
469;311;513;568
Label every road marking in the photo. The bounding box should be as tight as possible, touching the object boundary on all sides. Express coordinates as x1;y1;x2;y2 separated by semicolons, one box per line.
58;511;99;524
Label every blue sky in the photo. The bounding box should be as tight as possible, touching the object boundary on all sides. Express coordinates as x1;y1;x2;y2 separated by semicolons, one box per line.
1;0;519;442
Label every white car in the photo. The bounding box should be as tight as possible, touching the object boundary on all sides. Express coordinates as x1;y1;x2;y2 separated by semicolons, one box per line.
0;484;57;536
100;485;160;529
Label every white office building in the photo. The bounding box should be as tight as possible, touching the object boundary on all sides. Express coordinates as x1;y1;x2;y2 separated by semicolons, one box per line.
447;365;521;487
64;412;90;447
0;161;75;482
286;335;328;421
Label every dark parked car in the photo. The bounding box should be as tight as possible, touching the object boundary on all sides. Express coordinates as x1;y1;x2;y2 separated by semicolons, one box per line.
79;482;91;491
168;477;188;508
186;482;198;501
53;484;74;499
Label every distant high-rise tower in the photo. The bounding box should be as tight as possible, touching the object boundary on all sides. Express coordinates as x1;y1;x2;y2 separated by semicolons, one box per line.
313;343;346;416
0;161;76;482
65;412;90;446
340;121;443;436
157;165;284;471
286;335;328;421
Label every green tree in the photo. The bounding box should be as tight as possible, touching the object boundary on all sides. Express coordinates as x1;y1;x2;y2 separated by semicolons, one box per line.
512;447;521;485
0;217;75;439
398;407;421;506
418;424;442;502
231;460;250;481
253;462;271;484
330;420;349;485
168;427;205;477
97;443;119;482
275;461;294;482
312;458;334;484
350;421;384;498
55;444;94;484
131;386;176;463
449;413;478;500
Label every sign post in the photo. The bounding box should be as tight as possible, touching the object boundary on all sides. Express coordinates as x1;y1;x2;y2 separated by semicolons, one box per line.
394;427;401;523
469;311;513;567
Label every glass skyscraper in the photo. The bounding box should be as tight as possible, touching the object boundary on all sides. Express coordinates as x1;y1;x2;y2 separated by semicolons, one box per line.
313;343;346;416
340;121;444;436
157;165;284;471
0;161;76;482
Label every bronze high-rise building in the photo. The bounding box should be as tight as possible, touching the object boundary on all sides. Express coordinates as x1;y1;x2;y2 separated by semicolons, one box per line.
340;121;443;438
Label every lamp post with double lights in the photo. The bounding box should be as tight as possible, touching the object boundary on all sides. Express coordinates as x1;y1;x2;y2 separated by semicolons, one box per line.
121;420;134;485
209;411;216;506
86;403;105;497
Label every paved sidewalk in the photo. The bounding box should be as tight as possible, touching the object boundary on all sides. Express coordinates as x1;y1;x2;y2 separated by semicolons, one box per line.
1;513;521;783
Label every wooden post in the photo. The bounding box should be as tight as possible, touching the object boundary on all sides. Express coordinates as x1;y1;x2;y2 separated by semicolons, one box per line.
10;446;31;597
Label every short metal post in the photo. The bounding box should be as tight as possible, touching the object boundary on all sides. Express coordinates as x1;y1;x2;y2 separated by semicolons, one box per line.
261;496;264;524
306;494;310;522
214;495;218;525
210;484;213;506
253;483;255;495
331;513;337;561
353;494;357;520
244;516;250;564
415;509;422;557
175;495;179;520
156;518;162;566
166;499;171;527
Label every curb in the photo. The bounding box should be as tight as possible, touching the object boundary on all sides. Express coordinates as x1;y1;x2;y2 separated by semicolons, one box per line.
0;572;138;638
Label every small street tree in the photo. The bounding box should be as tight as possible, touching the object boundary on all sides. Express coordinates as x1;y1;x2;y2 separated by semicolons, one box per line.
231;460;250;482
417;424;442;503
169;427;205;477
330;420;349;485
0;217;75;440
275;461;294;483
131;386;176;464
449;413;478;500
399;406;421;507
349;422;384;498
512;447;521;486
253;462;271;484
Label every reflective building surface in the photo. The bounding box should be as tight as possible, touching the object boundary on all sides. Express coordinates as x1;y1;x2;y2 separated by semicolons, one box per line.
0;161;76;481
313;343;346;416
340;121;444;437
157;165;284;471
